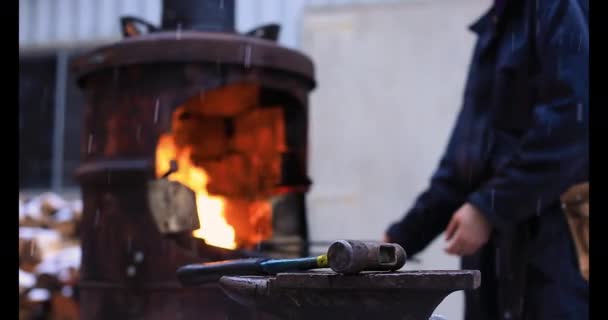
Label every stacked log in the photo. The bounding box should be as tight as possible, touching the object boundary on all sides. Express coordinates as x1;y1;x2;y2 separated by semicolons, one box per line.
19;193;82;320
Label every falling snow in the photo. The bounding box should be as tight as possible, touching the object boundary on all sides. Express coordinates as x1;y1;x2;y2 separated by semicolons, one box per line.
126;265;136;277
95;209;100;226
134;251;144;263
154;99;161;124
495;248;501;275
511;32;515;52
244;45;252;68
87;134;94;154
256;226;263;252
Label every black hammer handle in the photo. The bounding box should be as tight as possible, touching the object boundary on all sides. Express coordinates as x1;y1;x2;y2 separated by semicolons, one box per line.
176;258;268;286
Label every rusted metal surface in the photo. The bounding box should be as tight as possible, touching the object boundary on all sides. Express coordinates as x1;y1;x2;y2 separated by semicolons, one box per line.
73;1;316;316
327;240;407;274
78;182;272;319
75;159;153;176
71;38;314;187
160;0;235;32
147;179;199;234
220;270;481;320
71;32;315;89
72;5;315;320
71;43;313;202
78;284;252;320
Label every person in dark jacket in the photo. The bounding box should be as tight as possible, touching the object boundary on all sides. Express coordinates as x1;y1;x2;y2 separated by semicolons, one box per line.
384;0;588;319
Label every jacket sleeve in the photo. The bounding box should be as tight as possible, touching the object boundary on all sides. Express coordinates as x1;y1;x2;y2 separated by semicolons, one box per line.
386;106;473;256
468;0;589;230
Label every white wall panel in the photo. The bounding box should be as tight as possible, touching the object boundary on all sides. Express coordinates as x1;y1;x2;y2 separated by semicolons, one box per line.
54;0;72;43
76;0;94;41
19;0;162;49
20;0;408;50
300;1;488;318
19;0;29;44
33;0;51;43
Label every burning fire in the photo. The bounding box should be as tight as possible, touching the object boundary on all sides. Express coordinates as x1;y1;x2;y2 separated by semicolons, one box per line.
156;134;237;250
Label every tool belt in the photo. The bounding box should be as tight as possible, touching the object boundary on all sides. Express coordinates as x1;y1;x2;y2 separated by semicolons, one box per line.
560;182;589;282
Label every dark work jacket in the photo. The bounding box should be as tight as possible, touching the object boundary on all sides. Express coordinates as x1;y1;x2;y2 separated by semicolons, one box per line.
386;1;588;319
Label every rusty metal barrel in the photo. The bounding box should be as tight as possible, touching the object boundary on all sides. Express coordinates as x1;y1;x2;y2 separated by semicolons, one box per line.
70;1;316;318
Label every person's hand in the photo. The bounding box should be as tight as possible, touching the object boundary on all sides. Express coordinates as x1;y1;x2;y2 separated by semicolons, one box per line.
444;203;491;256
383;234;391;243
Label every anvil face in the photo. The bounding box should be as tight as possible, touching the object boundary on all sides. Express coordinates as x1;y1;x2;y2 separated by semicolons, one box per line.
220;270;481;320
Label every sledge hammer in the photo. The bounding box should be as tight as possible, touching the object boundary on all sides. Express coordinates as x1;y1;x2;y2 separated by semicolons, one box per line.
176;240;407;286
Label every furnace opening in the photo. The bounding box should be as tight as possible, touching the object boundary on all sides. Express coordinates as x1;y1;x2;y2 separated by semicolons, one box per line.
155;82;287;250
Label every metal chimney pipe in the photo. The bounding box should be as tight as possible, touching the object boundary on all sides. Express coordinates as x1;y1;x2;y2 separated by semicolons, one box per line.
161;0;235;32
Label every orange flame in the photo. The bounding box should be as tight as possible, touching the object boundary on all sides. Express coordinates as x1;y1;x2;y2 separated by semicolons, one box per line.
156;134;236;249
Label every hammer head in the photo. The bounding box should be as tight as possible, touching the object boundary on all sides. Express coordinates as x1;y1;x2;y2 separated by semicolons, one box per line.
327;240;407;274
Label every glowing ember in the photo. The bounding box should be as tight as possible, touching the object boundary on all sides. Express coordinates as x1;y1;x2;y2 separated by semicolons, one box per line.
156;134;236;249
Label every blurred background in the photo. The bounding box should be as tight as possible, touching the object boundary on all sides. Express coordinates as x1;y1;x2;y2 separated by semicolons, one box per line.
19;0;487;319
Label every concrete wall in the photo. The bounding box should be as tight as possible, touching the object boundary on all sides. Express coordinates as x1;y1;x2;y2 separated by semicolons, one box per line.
20;0;416;50
19;0;162;49
300;0;487;318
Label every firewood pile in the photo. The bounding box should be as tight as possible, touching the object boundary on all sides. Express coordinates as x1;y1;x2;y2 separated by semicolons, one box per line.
19;193;82;320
